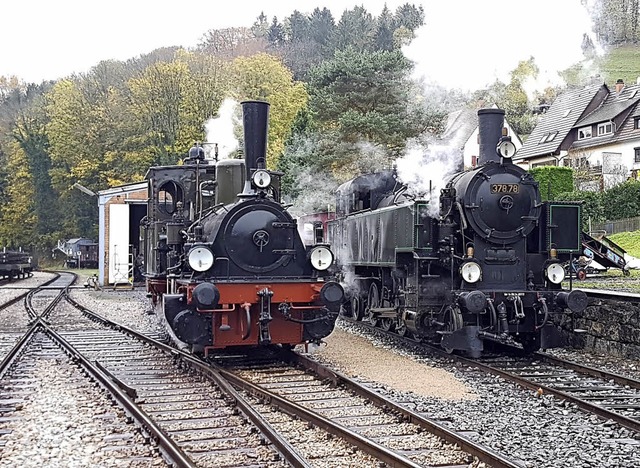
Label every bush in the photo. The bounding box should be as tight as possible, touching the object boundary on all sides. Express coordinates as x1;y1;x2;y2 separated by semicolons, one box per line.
601;179;640;220
529;166;573;201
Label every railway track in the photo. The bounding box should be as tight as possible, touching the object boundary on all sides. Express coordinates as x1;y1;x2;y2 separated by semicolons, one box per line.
10;274;635;466
215;352;521;467
64;292;523;467
342;315;640;436
0;272;61;364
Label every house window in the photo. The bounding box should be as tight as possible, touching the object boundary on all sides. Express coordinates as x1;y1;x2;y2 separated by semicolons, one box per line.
562;109;571;118
635;148;640;163
578;126;592;139
635;118;640;130
539;134;548;144
597;122;613;135
471;155;477;167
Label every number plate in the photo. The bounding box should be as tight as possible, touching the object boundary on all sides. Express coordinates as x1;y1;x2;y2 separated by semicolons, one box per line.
490;184;519;193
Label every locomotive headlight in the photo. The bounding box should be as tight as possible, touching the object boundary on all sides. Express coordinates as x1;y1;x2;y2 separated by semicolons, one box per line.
497;139;517;159
545;263;566;284
460;261;482;283
252;169;271;189
309;246;334;271
188;246;214;272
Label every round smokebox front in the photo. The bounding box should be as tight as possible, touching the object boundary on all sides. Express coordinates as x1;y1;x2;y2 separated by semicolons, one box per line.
224;203;294;273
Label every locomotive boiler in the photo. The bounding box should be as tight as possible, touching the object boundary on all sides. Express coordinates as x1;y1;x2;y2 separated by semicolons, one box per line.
141;100;342;353
329;108;588;355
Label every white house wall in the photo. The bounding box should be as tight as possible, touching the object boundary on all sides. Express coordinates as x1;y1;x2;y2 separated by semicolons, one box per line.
570;140;638;189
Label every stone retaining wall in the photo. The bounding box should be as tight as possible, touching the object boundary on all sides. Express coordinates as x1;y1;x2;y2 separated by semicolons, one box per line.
561;298;640;358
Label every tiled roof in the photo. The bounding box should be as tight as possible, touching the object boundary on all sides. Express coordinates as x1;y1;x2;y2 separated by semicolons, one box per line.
439;108;478;149
575;84;640;127
515;83;605;160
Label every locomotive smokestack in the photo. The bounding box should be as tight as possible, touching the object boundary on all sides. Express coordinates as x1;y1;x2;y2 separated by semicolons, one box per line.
477;108;505;164
241;100;270;183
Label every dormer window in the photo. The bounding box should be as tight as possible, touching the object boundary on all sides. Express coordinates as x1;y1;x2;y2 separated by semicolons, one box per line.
597;122;613;135
578;126;592;139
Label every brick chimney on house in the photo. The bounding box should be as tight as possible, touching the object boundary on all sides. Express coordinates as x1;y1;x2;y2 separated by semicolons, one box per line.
615;79;625;93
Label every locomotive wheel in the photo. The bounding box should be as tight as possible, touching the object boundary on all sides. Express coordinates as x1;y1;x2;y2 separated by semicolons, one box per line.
366;282;380;327
380;318;394;332
395;320;409;337
442;305;463;354
351;296;363;321
576;268;587;281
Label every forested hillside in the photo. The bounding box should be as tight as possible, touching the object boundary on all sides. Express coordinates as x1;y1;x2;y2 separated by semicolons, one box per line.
0;1;638;256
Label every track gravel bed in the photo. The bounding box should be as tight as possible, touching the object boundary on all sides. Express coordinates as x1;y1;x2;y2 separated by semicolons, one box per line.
0;332;165;467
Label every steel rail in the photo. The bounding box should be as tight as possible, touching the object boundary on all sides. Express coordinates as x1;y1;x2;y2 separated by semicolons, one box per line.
464;355;640;433
214;364;424;468
580;288;640;303
0;322;40;379
0;271;61;312
536;351;640;390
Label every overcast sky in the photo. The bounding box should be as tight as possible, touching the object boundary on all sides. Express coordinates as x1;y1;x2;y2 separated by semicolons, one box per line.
2;0;600;91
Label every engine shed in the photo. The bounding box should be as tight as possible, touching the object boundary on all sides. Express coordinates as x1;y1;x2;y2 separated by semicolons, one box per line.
97;182;148;287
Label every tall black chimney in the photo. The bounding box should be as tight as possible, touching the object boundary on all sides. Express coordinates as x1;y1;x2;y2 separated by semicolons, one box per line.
477;108;505;165
241;100;270;183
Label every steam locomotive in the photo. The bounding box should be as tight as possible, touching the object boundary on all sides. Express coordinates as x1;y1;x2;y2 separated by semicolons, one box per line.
329;108;588;355
141;100;342;353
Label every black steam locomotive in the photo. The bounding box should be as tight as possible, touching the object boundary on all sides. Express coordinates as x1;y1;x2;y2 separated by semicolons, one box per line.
329;108;588;355
141;100;342;353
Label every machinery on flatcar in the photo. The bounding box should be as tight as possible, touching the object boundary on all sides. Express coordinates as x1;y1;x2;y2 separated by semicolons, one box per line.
0;248;35;280
329;108;588;355
140;100;342;354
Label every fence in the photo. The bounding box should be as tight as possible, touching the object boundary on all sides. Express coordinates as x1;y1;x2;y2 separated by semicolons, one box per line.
591;216;640;235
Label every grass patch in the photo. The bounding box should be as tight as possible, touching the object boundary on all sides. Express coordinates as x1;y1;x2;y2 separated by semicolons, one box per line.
596;45;640;85
607;230;640;258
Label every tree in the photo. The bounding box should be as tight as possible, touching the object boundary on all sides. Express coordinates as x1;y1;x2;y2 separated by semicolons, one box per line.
267;17;285;46
287;10;310;43
0;82;59;249
198;27;267;60
308;47;431;159
394;3;425;32
231;53;308;168
330;6;376;52
374;5;395;51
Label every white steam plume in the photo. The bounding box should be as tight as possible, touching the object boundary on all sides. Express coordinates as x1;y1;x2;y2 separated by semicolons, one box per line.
395;141;460;217
205;98;240;160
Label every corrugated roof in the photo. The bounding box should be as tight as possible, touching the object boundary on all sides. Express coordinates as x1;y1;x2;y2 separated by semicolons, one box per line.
515;83;605;160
